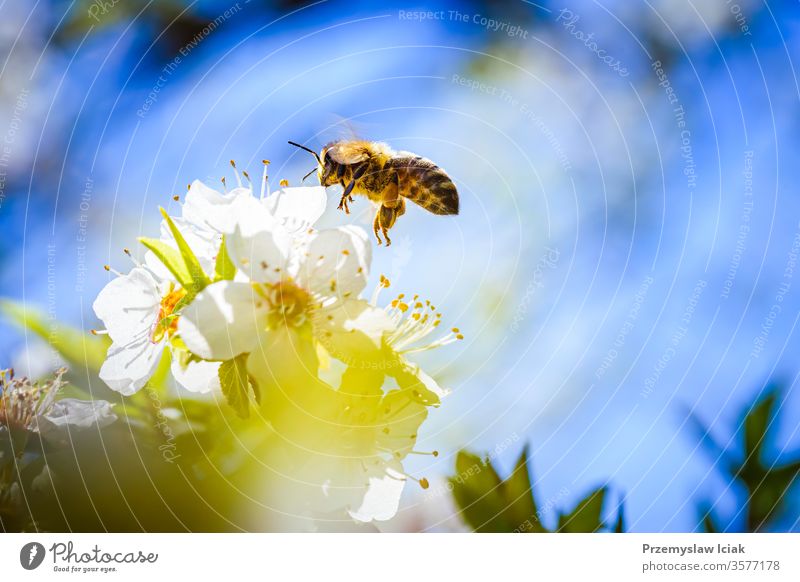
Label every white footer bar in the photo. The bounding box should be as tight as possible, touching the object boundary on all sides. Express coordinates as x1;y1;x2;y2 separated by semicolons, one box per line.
1;533;797;581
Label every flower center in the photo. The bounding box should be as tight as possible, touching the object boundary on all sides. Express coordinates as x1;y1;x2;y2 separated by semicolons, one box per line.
0;368;63;432
151;286;187;343
262;279;313;330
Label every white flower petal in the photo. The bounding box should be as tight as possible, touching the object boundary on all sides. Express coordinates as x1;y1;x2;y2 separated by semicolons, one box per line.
299;226;371;298
348;462;406;522
315;298;393;363
245;326;319;390
172;216;220;264
178;281;265;361
415;366;449;399
99;338;164;395
170;355;221;394
390;360;447;407
40;399;117;431
226;216;292;284
225;194;278;236
92;268;162;344
266;186;327;231
183;179;251;233
144;250;175;282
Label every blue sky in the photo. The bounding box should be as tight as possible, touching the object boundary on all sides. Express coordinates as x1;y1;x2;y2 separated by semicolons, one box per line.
1;0;799;531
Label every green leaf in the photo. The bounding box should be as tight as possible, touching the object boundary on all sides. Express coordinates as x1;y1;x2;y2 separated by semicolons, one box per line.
449;447;546;533
213;235;236;281
161;208;211;289
158;208;211;298
0;300;109;374
698;503;720;533
743;389;778;464
692;383;800;532
138;237;193;289
502;445;542;531
218;354;253;419
450;451;511;532
614;499;625;533
557;487;607;532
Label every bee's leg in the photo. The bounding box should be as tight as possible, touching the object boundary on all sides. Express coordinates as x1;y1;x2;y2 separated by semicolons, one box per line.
378;199;405;247
372;211;383;245
337;192;351;214
377;174;403;246
338;164;368;214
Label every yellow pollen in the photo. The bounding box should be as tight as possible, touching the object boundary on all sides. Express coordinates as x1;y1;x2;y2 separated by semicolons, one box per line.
279;179;289;187
151;286;188;342
419;478;429;490
263;280;312;330
342;249;350;255
456;334;464;340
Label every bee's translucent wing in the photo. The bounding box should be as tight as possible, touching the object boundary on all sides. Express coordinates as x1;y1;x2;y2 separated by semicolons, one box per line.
327;142;371;164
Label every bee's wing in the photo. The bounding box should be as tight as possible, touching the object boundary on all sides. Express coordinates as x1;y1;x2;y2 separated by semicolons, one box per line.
327;142;371;164
321;114;365;141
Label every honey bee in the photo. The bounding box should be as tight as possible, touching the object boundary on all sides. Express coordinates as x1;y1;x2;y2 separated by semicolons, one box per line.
288;140;459;246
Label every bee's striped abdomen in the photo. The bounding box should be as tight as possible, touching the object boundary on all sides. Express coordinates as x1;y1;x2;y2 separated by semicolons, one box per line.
393;154;459;215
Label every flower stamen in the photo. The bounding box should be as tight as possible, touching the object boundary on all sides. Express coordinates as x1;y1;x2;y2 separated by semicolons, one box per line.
260;159;270;199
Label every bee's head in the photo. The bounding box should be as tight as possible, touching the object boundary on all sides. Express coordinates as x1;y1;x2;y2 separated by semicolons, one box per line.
318;147;335;186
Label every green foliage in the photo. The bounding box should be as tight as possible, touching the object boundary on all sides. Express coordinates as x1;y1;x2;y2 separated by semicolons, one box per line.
691;384;800;532
218;354;259;419
0;300;109;375
139;208;211;302
139;237;194;289
450;445;623;532
557;487;607;533
214;235;237;281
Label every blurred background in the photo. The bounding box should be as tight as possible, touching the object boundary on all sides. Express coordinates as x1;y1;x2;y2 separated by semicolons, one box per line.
1;0;799;532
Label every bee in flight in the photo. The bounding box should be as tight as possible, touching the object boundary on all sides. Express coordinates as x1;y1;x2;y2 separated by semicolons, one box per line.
288;140;459;246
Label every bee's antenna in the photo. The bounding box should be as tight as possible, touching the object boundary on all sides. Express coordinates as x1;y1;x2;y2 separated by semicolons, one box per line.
301;167;318;182
288;141;321;164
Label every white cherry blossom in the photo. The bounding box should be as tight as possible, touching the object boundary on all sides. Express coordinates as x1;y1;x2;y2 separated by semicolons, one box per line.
92;266;219;395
